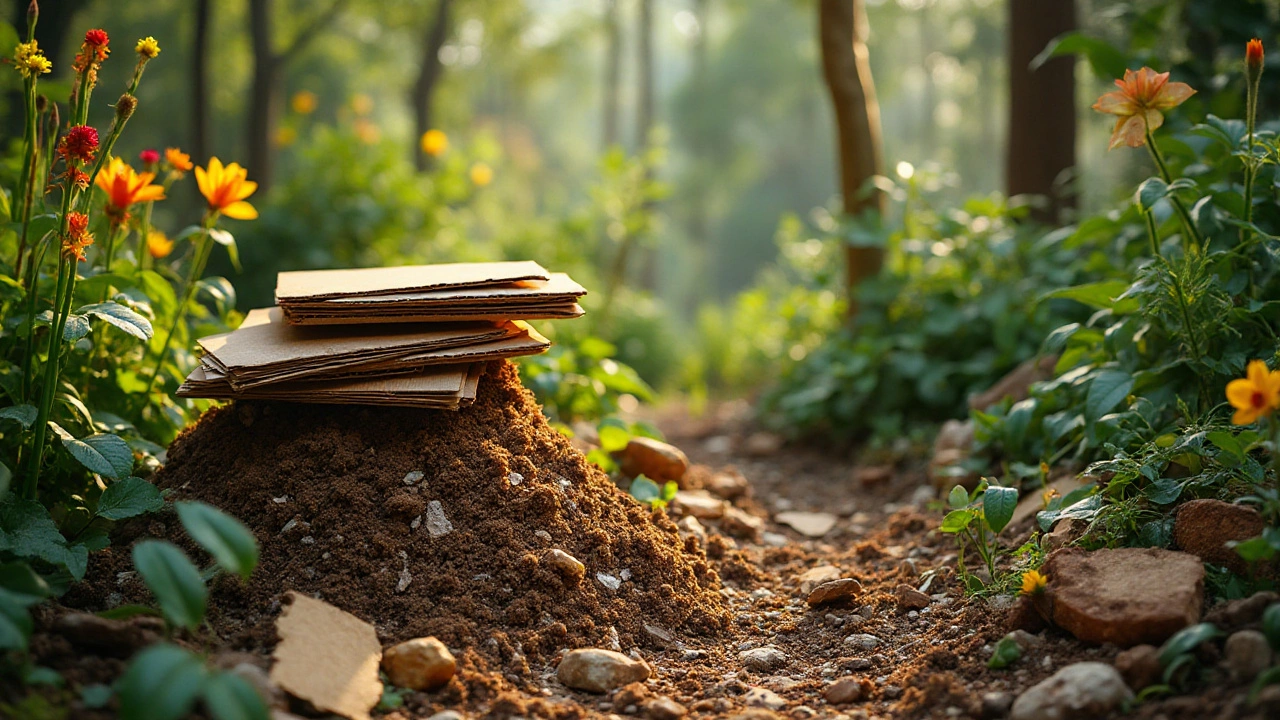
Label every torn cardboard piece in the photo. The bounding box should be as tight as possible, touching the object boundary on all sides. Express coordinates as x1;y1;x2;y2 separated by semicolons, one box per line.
271;591;383;720
275;260;551;302
283;301;585;325
178;362;483;409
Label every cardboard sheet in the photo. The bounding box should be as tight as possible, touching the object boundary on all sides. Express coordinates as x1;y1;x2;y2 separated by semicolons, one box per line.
276;260;551;302
178;362;482;409
271;592;383;720
283;302;584;325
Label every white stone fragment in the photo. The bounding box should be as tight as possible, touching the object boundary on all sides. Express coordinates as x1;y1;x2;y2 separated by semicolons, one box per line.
424;500;453;537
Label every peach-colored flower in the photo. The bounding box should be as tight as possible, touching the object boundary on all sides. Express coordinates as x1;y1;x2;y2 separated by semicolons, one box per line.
1092;67;1195;150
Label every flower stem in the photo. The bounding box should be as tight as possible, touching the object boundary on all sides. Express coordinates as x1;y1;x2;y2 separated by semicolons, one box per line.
1143;208;1163;258
15;79;39;280
1145;129;1205;252
143;220;216;396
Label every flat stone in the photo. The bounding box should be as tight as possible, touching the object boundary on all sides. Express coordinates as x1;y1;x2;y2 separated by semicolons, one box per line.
706;469;749;499
1010;662;1132;720
644;696;687;720
855;465;893;487
894;583;931;610
721;506;764;540
1043;547;1203;647
807;579;862;607
1174;499;1266;575
742;432;784;457
843;633;879;650
556;648;650;693
1113;644;1160;691
423;500;453;537
545;549;586;584
743;686;786;710
822;677;865;705
617;437;689;482
738;645;787;674
1225;629;1273;680
795;565;842;595
775;511;837;538
672;491;726;520
381;637;455;691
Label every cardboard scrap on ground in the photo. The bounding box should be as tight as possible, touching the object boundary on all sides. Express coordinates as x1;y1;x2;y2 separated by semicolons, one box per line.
276;262;586;325
271;592;383;720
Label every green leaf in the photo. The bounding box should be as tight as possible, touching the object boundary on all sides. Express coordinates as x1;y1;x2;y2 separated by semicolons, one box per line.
947;485;970;510
983;485;1019;535
63;313;91;341
208;229;242;273
598;424;631;453
132;540;208;630
203;672;270;720
987;634;1023;669
97;477;165;520
81;684;113;709
1137;178;1168;212
629;476;662;504
1263;603;1280;652
175;501;259;581
660;481;678;503
0;404;37;429
940;509;975;534
117;643;208;720
0;499;87;579
1159;623;1222;667
1143;479;1183;505
138;270;177;319
1043;280;1131;311
79;301;154;341
1207;430;1245;465
1085;369;1133;422
0;591;33;651
0;561;52;600
51;424;133;479
1033;31;1127;79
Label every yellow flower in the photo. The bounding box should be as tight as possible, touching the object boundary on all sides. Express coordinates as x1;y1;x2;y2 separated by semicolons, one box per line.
147;230;174;259
164;147;193;173
1226;360;1280;425
469;162;493;187
351;94;374;116
291;90;317;115
196;157;258;220
135;36;160;59
1092;67;1195;150
420;129;448;157
1020;570;1047;596
14;40;51;78
274;126;298;147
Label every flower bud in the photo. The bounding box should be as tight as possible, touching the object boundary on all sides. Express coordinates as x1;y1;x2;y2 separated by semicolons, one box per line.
1247;38;1264;86
27;0;38;25
35;94;46;113
115;93;137;121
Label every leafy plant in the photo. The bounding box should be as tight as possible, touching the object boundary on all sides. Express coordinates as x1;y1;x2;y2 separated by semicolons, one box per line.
939;479;1021;593
628;475;678;509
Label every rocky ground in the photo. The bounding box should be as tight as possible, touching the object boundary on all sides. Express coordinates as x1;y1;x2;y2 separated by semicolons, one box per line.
14;388;1280;720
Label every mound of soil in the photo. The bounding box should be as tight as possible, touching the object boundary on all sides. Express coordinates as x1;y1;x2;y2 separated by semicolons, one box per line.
80;361;729;663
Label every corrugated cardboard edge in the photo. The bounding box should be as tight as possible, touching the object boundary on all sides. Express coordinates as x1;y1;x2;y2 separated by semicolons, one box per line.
270;592;383;720
276;260;550;301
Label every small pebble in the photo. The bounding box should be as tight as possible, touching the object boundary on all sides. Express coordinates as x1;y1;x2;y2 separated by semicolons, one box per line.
403;470;424;485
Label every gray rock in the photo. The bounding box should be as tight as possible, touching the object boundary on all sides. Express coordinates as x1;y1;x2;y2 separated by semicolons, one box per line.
643;696;687;720
557;648;650;693
843;634;879;650
1113;644;1160;691
427;712;466;720
1224;629;1273;680
1010;662;1133;720
981;691;1013;719
423;500;453;537
822;677;863;705
739;645;788;673
743;686;786;710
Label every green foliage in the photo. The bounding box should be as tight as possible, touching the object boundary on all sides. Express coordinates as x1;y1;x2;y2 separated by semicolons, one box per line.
939;479;1031;594
628;476;678;509
519;335;652;426
131;540;208;632
1159;622;1222;689
760;178;1100;442
116;643;269;720
174;501;259;581
987;634;1022;670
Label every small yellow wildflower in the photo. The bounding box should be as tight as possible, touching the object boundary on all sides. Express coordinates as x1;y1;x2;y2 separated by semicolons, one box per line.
1020;570;1048;596
1226;359;1280;425
135;36;160;59
291;90;317;115
469;162;493;187
14;40;51;78
147;230;174;259
274;126;298;147
420;129;448;156
1040;488;1060;509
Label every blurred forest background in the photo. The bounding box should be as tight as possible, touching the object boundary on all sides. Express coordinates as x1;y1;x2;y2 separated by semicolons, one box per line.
1;0;1275;435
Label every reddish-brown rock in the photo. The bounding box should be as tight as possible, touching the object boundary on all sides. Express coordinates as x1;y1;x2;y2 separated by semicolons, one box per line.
1173;499;1265;575
894;583;931;610
1113;644;1161;691
617;437;689;482
1043;547;1204;648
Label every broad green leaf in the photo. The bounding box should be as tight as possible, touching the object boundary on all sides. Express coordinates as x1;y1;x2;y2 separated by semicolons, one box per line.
1137;177;1168;212
208;229;242;273
1085;369;1133;422
0;499;87;578
97;477;165;520
983;485;1019;535
175;501;260;581
987;634;1022;669
138;270;177;319
947;485;970;509
1207;431;1244;464
116;643;207;720
1043;280;1130;310
1159;623;1222;667
629;476;662;505
81;684;113;709
79;301;154;341
598;424;631;453
660;481;678;503
63;313;90;341
940;509;975;533
0;404;37;429
0;590;34;650
51;424;133;479
0;561;52;600
203;671;270;720
1143;478;1183;505
132;540;208;630
1033;32;1127;79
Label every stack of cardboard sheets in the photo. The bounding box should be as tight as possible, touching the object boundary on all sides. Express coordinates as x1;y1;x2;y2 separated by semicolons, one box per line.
177;261;584;409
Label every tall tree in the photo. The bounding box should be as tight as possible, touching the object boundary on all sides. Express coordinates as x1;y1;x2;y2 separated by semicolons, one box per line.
818;0;885;316
191;0;212;163
411;0;453;171
1006;0;1077;224
636;0;654;151
246;0;348;191
602;0;622;150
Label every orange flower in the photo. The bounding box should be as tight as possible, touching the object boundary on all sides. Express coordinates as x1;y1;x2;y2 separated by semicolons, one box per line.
165;147;193;173
95;157;165;225
146;230;174;259
1248;39;1265;71
1226;360;1280;425
420;129;448;157
62;212;94;261
1092;67;1195;150
195;157;258;220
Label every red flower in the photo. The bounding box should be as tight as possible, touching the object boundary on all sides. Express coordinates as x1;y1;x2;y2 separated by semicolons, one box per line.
62;212;94;261
1248;39;1264;85
139;149;160;166
57;125;99;165
84;29;108;50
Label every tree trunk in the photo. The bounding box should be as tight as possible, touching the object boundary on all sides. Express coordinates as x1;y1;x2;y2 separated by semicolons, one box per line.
602;0;622;150
192;0;212;163
636;0;654;151
819;0;885;316
685;0;711;310
412;0;453;171
247;0;279;191
1006;0;1077;224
